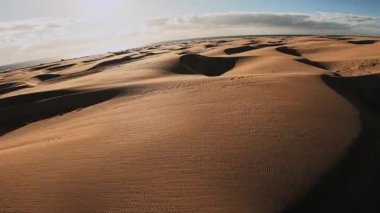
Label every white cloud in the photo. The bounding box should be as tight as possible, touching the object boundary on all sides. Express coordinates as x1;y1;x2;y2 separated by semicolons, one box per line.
1;12;379;66
0;17;139;65
0;18;74;47
146;12;380;35
0;18;71;33
146;18;170;27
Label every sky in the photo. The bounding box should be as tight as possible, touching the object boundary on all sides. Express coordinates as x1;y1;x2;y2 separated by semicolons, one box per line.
1;0;380;65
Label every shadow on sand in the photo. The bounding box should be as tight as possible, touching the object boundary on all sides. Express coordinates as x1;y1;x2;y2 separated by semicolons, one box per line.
285;74;380;212
0;88;120;136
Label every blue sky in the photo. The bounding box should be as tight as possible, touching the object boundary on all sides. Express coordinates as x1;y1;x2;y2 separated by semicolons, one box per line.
1;0;379;65
1;0;380;20
1;0;220;21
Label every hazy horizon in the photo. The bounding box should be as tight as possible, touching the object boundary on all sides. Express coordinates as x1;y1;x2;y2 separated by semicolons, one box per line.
1;0;380;65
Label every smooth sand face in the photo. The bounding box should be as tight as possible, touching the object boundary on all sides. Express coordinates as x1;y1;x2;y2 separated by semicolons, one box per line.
0;36;379;212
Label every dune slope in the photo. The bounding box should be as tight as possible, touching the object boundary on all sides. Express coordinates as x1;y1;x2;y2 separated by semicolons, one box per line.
0;35;379;212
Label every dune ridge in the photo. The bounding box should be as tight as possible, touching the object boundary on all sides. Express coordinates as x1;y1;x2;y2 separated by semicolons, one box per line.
0;35;379;212
286;73;380;212
0;88;120;137
0;82;31;95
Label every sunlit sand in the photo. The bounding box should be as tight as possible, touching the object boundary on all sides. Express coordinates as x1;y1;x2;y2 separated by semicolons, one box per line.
0;35;379;212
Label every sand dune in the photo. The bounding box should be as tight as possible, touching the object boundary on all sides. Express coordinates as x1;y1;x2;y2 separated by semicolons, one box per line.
0;82;31;95
46;64;76;72
276;46;302;57
32;73;62;82
286;73;380;212
348;40;378;45
30;63;61;71
174;54;238;76
224;43;283;55
0;35;379;212
0;88;120;138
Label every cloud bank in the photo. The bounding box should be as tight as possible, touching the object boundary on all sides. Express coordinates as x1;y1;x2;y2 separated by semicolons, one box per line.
0;17;138;65
147;12;380;35
1;12;379;65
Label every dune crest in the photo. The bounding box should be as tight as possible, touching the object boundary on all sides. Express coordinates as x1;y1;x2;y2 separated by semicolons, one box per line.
0;35;380;212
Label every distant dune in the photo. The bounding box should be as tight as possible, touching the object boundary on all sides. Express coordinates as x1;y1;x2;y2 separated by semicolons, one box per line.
0;35;379;212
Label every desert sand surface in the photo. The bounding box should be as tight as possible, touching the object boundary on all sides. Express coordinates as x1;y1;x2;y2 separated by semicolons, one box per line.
0;35;379;212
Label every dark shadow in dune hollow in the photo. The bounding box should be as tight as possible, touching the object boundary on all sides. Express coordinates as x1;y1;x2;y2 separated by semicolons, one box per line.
323;36;352;41
33;74;62;81
276;46;302;57
0;89;120;136
174;54;238;76
224;43;284;55
285;74;380;212
47;63;76;71
295;59;327;70
348;40;378;45
0;82;31;96
30;63;60;71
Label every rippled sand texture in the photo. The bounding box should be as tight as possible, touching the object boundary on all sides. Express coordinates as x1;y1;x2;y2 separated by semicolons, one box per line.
0;35;379;212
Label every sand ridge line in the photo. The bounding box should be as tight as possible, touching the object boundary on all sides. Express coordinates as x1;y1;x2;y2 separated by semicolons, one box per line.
286;73;380;212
